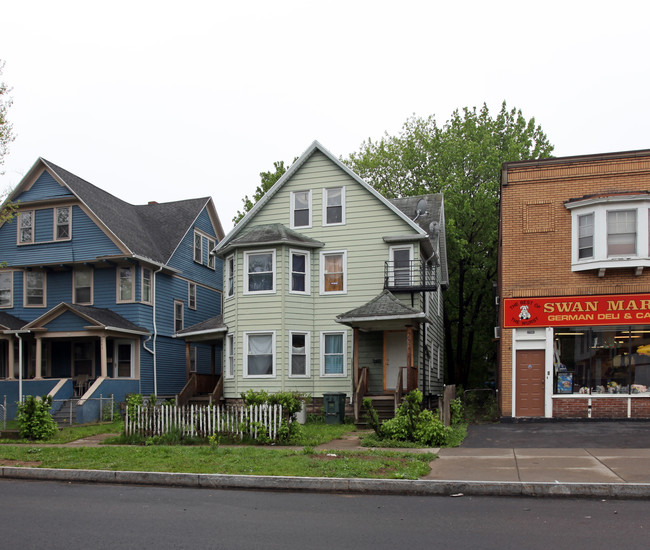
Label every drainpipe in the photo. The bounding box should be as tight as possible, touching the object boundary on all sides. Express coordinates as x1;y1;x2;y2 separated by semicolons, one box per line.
13;331;30;403
142;265;165;396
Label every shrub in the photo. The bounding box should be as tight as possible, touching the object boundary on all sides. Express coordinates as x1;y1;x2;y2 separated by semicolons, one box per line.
17;395;58;440
241;390;307;443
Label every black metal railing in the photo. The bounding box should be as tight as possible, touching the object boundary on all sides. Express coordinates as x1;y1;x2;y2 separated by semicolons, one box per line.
384;260;438;292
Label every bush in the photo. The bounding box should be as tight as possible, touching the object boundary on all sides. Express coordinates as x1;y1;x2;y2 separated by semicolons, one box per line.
375;390;453;447
17;395;58;440
241;390;307;443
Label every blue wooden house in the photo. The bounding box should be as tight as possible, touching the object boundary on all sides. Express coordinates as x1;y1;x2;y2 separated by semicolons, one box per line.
0;158;224;420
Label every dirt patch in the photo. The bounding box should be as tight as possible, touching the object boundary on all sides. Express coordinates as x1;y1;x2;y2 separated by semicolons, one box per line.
0;459;42;467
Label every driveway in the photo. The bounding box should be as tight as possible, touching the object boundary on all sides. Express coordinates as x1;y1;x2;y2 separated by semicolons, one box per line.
461;421;650;448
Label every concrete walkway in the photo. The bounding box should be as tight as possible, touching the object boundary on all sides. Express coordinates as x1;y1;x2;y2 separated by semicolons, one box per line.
3;426;650;497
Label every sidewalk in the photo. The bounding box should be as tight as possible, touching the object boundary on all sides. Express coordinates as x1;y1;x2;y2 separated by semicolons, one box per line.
3;428;650;498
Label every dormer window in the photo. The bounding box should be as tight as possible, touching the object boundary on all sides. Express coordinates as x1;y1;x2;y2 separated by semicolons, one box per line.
566;194;650;274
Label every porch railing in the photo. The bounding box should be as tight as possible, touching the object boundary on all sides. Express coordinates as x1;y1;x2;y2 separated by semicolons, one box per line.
394;366;418;411
125;403;282;441
178;373;221;406
353;367;369;423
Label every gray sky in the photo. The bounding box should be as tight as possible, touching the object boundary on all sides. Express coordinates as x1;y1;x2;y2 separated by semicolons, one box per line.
1;0;648;232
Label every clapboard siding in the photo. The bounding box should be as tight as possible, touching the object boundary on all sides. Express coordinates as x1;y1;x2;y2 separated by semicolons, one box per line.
16;171;74;202
43;310;89;331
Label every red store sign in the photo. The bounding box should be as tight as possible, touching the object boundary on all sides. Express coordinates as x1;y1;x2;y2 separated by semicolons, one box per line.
503;294;650;328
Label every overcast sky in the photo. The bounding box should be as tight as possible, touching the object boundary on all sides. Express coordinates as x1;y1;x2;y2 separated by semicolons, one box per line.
1;0;648;232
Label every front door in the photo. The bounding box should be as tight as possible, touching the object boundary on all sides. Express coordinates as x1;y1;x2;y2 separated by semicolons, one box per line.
384;331;407;391
515;349;545;417
114;340;133;378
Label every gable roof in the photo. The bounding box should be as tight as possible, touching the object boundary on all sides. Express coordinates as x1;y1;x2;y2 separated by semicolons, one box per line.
336;290;429;326
6;158;223;266
0;311;26;331
216;223;325;257
214;141;427;254
23;303;149;335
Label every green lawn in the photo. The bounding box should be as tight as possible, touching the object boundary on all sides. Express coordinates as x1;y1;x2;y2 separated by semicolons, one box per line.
0;420;123;444
0;445;433;479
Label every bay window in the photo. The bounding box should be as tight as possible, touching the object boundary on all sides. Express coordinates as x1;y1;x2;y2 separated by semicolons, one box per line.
244;332;275;377
290;250;309;294
245;250;275;293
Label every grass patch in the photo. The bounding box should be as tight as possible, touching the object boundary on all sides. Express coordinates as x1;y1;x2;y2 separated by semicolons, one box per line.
0;420;123;444
0;445;433;479
293;420;356;446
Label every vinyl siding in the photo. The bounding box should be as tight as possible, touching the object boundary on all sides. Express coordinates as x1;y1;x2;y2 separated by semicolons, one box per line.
222;150;427;398
15;171;74;202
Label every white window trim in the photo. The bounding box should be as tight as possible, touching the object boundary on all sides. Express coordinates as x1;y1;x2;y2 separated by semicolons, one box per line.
193;231;203;264
289;249;310;295
188;282;197;310
319;250;347;295
567;196;650;272
174;300;184;333
0;271;13;309
243;330;276;378
23;270;46;308
320;331;347;377
225;333;235;379
244;249;276;295
141;267;153;305
322;187;346;226
116;266;135;303
17;210;35;245
54;206;72;242
225;254;235;299
290;189;312;229
73;267;94;305
289;331;310;378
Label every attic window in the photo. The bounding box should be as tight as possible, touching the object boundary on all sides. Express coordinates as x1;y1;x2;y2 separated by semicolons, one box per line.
194;231;203;263
55;206;71;240
18;211;34;244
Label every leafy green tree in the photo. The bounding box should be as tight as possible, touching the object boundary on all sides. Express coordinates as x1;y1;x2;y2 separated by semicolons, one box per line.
232;158;296;225
347;102;554;388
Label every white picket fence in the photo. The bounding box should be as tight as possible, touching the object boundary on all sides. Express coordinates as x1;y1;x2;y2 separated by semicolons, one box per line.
124;403;284;441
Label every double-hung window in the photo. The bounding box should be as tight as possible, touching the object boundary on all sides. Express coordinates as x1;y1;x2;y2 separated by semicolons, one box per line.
320;251;346;294
607;210;636;256
207;238;216;269
24;271;45;307
189;282;197;310
142;267;152;304
244;332;275;377
321;331;346;376
73;267;93;304
0;272;12;307
194;231;203;263
55;206;71;240
245;250;275;293
225;255;235;298
291;190;311;228
225;334;235;378
290;250;309;294
174;300;184;332
578;213;594;259
18;211;34;244
323;187;345;225
290;332;309;377
117;266;134;302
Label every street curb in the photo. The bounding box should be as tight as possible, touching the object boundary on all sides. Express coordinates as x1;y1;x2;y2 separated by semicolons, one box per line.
3;466;650;498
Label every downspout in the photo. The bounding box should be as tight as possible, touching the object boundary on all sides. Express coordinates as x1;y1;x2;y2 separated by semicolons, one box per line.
142;265;165;396
13;331;30;403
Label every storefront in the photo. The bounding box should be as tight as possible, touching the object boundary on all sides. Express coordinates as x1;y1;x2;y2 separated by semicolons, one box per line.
504;294;650;418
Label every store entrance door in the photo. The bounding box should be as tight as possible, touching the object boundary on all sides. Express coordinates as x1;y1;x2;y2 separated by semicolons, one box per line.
516;350;545;417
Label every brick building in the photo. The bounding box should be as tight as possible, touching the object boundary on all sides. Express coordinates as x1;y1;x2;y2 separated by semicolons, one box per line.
498;149;650;419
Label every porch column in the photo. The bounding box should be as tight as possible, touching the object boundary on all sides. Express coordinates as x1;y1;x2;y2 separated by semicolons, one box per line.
353;328;360;389
100;336;108;378
406;325;414;367
211;344;216;376
7;337;14;379
34;336;43;380
185;342;191;379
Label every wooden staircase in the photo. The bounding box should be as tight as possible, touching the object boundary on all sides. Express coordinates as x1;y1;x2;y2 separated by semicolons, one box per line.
355;395;395;426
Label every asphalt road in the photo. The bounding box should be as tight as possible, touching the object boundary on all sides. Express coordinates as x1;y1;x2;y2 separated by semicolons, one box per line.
2;479;649;549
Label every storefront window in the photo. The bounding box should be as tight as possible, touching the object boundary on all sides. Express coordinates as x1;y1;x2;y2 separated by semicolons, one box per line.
554;326;650;394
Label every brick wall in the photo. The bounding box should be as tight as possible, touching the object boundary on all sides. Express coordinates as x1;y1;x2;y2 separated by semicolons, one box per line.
499;151;650;418
553;397;650;418
553;398;589;418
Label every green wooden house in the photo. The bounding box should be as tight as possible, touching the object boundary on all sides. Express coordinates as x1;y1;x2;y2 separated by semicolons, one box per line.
197;141;448;420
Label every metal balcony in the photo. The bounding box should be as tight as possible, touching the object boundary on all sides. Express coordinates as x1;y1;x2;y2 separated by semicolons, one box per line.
384;260;438;292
